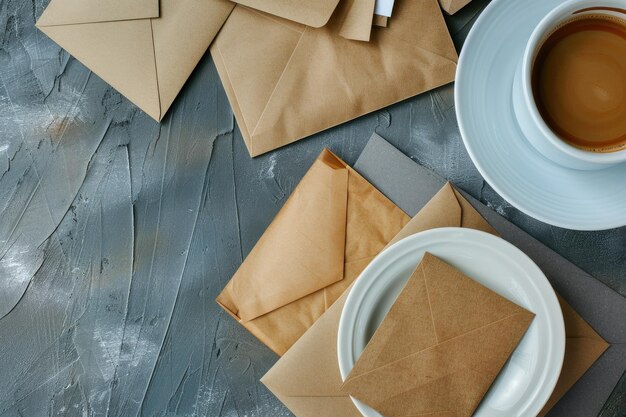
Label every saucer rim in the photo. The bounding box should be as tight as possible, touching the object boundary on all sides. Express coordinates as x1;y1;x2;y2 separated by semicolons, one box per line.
455;0;626;231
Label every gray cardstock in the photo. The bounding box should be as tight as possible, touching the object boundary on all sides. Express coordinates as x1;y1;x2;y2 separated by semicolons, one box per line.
354;133;626;417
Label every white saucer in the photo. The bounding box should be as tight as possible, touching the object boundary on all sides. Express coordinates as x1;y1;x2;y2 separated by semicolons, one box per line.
337;228;565;417
455;0;626;230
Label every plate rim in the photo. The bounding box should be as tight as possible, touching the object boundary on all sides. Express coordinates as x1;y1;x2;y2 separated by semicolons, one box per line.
337;227;566;417
455;0;626;231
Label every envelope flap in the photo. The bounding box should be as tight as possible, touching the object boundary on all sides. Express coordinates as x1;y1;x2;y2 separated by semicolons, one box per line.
386;184;462;247
230;0;341;27
36;0;159;27
421;253;529;342
344;311;534;416
219;149;349;323
151;0;235;118
37;20;161;121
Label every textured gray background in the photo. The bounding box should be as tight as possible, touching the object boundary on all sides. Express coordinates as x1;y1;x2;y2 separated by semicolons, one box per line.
0;0;624;416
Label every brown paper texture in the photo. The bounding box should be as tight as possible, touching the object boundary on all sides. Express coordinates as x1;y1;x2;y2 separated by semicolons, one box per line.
210;0;457;156
36;0;234;121
341;253;534;417
338;0;376;41
217;149;409;355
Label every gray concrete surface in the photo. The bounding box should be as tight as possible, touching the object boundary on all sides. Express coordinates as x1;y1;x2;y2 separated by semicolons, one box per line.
0;0;624;416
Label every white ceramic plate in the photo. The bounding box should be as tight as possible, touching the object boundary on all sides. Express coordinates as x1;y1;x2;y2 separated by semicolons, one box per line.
455;0;626;230
338;228;565;417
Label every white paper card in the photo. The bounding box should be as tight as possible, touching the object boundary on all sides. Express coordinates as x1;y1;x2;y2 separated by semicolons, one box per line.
374;0;395;17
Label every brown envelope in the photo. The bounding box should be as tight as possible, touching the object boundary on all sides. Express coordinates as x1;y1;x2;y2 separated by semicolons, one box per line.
537;295;609;417
439;0;472;15
210;0;458;157
217;149;409;356
36;0;234;121
341;253;535;417
260;182;497;416
261;182;609;416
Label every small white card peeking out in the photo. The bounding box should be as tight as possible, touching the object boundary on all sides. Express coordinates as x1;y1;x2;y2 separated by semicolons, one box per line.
375;0;395;17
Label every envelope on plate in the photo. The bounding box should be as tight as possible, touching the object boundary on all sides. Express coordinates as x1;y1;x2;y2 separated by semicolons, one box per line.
356;133;612;417
36;0;234;121
261;182;500;417
216;149;409;356
210;0;458;157
342;253;535;417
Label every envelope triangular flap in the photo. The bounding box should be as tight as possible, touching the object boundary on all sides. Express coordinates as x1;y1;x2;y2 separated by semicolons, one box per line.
344;311;533;415
36;0;159;26
221;149;349;323
354;315;533;417
421;253;528;342
388;184;462;246
230;0;341;27
210;6;305;146
37;20;161;121
151;0;235;118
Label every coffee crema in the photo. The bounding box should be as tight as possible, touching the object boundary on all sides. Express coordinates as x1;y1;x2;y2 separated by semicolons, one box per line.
532;13;626;153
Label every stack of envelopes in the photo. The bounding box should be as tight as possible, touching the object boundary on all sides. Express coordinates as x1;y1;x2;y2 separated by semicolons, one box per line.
261;135;626;417
216;149;409;355
217;142;614;417
210;0;458;156
36;0;464;156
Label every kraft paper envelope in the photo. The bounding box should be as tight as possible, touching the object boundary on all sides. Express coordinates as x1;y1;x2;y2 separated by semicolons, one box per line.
261;181;501;417
439;0;472;15
36;0;234;121
342;253;534;417
537;295;609;416
230;0;377;42
356;133;617;417
210;0;458;157
216;149;409;356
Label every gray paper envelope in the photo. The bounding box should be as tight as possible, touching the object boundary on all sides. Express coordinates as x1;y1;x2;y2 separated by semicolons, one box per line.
354;133;626;417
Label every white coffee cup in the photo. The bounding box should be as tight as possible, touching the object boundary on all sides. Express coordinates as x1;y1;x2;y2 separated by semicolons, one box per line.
512;0;626;170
